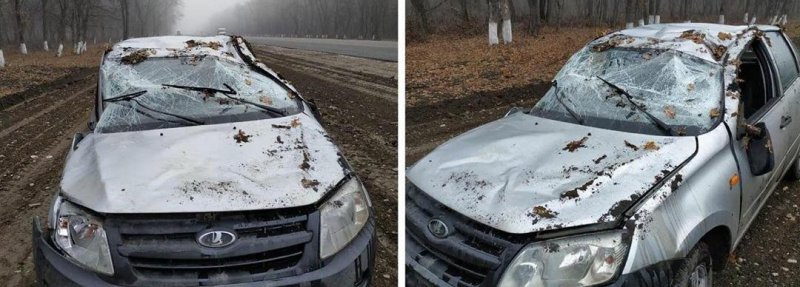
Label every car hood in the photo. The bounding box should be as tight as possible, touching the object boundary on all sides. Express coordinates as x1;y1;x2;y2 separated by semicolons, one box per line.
61;113;349;213
407;113;697;234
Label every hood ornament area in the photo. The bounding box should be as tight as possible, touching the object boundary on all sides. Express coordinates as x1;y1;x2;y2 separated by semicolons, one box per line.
197;229;237;248
427;219;450;238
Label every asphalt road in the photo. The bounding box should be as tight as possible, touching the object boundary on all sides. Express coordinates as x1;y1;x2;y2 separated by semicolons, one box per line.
247;37;398;62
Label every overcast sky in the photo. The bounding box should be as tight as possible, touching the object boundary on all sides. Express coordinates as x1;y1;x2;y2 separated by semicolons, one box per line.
175;0;250;35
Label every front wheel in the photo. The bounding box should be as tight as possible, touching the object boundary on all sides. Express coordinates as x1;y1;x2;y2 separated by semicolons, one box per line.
672;242;712;287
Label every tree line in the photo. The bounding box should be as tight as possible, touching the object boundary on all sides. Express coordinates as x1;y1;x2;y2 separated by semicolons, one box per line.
0;0;180;65
202;0;398;40
409;0;800;39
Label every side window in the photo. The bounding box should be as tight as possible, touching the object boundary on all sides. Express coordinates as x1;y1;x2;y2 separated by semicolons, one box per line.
738;41;778;120
764;32;799;91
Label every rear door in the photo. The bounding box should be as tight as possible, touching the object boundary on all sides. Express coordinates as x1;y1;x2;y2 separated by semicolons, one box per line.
765;31;800;163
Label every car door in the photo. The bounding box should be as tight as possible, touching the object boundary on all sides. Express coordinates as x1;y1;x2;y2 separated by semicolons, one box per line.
733;38;793;228
766;31;800;162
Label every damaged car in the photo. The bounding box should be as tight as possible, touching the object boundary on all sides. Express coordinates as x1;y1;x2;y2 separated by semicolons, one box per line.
406;24;800;286
33;36;375;286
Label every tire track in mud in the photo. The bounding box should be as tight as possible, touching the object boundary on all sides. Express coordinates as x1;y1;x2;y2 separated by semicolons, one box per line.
253;46;398;285
253;47;397;103
0;77;95;285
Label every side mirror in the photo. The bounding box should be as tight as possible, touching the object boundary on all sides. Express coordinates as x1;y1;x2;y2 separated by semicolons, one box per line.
307;98;323;122
505;107;523;117
71;133;85;151
745;122;775;176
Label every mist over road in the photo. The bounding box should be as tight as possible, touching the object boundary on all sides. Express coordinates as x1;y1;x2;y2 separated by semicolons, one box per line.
248;37;398;62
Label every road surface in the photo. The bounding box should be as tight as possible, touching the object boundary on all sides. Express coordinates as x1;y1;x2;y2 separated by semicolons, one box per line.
247;37;398;62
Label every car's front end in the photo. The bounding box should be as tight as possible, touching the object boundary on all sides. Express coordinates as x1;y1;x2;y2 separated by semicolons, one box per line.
33;35;376;286
34;186;376;286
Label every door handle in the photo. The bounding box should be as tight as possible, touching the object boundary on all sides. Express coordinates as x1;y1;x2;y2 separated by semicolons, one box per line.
781;115;793;128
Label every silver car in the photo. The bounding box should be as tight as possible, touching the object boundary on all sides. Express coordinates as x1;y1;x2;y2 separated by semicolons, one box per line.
33;36;375;286
406;24;800;286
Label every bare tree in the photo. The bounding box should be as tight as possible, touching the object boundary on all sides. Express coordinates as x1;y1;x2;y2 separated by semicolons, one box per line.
119;0;129;39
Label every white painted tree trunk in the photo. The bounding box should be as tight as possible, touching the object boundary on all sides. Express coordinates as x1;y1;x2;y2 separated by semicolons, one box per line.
719;14;725;24
749;17;757;25
44;41;49;51
57;43;63;57
488;21;499;45
655;15;661;24
771;15;778;25
648;15;654;24
638;19;645;26
626;22;634;29
782;15;788;26
20;43;28;55
502;19;512;44
0;50;5;68
744;13;749;24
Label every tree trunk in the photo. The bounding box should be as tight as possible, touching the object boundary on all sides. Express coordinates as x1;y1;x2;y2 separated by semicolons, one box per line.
120;0;129;39
528;0;540;36
459;0;470;23
15;0;27;54
409;0;430;37
41;0;48;45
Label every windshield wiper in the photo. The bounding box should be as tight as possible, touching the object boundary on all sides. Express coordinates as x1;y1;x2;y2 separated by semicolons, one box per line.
551;80;584;125
104;90;148;103
596;76;675;136
106;97;204;126
163;83;286;117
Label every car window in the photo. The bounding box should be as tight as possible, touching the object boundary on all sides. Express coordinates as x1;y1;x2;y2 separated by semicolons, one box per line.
96;56;299;133
530;47;722;136
764;32;799;91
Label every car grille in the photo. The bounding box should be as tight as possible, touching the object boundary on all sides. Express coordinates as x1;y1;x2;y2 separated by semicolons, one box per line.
104;208;314;285
406;185;526;287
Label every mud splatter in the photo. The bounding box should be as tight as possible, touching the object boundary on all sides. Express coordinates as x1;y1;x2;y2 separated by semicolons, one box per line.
531;205;558;218
593;154;607;164
120;49;152;65
563;136;589;152
233;129;251;143
561;179;596;200
301;178;320;190
272;124;291;129
624;140;639;151
670;174;683;192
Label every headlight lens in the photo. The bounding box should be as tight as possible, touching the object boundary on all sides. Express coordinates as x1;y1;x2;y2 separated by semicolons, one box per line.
498;230;628;287
52;199;114;275
319;177;370;259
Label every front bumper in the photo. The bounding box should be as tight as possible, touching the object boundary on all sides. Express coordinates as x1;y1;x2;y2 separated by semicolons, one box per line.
33;217;376;287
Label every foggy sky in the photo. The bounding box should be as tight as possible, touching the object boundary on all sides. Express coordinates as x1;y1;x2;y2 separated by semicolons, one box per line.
175;0;250;35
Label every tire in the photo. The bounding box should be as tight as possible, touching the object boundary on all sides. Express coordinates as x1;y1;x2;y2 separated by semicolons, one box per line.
672;242;713;287
786;156;800;180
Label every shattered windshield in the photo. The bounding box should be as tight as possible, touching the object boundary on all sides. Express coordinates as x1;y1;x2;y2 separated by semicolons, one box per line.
531;46;723;136
96;56;298;133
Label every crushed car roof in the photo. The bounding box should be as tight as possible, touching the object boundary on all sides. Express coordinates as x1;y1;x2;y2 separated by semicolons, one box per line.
106;35;244;63
593;23;781;63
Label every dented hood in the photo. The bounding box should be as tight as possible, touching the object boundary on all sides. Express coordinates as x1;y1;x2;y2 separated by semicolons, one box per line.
61;113;348;213
407;113;697;234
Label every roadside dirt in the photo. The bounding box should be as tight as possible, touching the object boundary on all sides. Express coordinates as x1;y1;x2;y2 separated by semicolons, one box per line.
254;46;399;287
0;45;397;286
0;70;96;286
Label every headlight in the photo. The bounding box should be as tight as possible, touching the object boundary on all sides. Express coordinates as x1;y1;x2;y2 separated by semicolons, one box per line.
319;177;371;259
51;198;114;275
498;230;629;287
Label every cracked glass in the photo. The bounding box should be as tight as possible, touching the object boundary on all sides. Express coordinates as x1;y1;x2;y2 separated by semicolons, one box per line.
96;55;298;133
531;47;723;136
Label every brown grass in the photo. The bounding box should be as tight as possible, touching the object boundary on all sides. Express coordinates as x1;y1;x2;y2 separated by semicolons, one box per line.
0;44;107;97
406;26;604;106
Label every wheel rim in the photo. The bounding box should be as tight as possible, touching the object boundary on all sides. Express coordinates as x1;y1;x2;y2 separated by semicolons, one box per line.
689;263;709;287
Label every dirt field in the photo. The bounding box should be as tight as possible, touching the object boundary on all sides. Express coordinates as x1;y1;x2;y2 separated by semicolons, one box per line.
0;44;397;286
407;27;800;286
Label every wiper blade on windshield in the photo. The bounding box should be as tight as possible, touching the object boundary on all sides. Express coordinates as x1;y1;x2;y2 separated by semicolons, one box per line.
552;80;584;125
163;83;286;117
104;90;148;103
106;97;204;126
596;76;675;136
